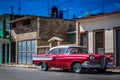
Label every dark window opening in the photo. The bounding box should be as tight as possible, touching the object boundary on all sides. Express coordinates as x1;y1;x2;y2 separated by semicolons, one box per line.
3;20;6;38
68;24;75;32
80;33;87;47
23;19;31;26
95;31;104;54
12;23;16;28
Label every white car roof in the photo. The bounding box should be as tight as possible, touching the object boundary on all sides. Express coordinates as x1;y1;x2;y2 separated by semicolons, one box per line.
50;45;86;51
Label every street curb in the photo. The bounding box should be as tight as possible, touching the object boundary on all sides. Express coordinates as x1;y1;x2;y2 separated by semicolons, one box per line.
1;64;40;69
1;64;120;73
107;69;120;73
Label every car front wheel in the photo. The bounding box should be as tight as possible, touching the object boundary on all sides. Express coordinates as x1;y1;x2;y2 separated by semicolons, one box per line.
41;62;48;71
72;63;82;73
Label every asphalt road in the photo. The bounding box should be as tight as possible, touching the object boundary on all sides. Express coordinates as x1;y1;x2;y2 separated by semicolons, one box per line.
0;66;120;80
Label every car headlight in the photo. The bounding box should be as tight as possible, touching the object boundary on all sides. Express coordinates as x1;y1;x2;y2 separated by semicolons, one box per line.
89;56;95;60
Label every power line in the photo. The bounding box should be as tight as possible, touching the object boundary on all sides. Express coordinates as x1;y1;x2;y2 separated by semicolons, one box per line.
75;0;103;18
101;0;105;13
48;0;49;17
1;0;73;17
0;7;9;12
56;0;73;7
38;0;73;16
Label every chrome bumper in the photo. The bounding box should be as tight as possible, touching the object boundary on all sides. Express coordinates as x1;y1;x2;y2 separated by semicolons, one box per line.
82;61;113;68
106;62;114;68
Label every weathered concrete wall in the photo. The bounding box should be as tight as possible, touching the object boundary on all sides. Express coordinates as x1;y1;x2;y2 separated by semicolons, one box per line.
11;16;76;42
14;32;37;41
13;17;37;34
38;17;75;42
11;17;37;41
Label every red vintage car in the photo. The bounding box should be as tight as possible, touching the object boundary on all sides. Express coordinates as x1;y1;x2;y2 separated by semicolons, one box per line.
33;45;114;73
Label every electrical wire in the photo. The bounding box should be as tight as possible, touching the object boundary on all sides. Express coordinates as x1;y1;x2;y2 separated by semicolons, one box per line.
75;0;104;18
38;0;73;15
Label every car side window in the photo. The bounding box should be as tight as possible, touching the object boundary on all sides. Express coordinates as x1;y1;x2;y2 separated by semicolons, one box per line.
58;48;67;54
48;48;58;54
69;48;78;54
67;47;88;54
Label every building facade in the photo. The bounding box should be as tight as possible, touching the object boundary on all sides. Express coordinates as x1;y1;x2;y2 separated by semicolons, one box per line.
76;12;120;66
10;16;76;64
0;14;11;64
0;14;23;64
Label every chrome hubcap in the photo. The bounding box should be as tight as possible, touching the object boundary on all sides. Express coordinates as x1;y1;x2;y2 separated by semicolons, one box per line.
73;63;81;73
41;63;46;70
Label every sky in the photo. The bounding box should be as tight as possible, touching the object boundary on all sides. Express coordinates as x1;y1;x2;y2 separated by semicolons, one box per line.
0;0;120;19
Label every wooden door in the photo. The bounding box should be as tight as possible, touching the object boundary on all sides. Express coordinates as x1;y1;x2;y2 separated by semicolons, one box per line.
94;31;104;54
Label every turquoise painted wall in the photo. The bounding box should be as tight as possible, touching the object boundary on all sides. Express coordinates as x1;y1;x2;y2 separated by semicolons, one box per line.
0;14;10;64
0;44;2;64
0;55;2;64
0;31;3;36
0;14;10;38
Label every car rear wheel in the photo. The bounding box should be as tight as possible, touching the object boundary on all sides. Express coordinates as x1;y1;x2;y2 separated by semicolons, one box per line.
41;62;48;71
72;63;82;73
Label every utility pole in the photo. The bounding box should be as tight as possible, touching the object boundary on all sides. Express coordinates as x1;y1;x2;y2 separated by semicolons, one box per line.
101;0;104;14
18;0;21;16
48;0;49;17
11;5;14;20
67;10;68;20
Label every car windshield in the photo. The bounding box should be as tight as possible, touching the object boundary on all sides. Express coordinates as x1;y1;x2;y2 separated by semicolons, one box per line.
67;47;88;54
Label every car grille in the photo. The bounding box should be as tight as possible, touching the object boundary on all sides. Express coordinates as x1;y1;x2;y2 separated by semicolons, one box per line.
89;56;106;68
89;60;99;65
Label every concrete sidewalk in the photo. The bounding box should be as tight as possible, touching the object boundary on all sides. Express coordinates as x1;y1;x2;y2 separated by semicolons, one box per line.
0;64;40;68
1;64;120;73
